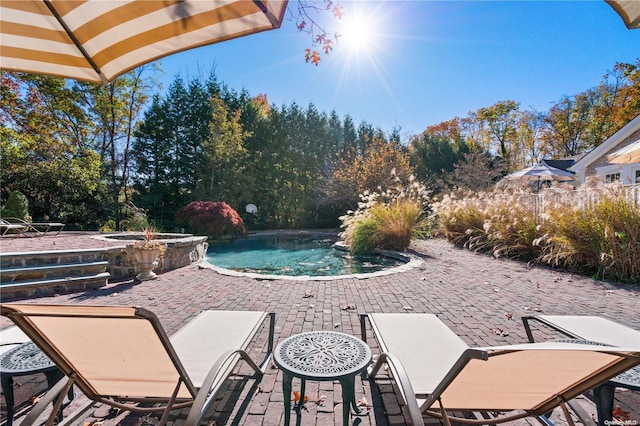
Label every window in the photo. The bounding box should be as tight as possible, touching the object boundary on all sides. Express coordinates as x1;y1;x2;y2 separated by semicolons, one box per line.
605;172;621;183
636;170;640;184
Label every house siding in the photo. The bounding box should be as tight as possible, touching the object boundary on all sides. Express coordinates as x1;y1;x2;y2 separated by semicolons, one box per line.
585;128;640;177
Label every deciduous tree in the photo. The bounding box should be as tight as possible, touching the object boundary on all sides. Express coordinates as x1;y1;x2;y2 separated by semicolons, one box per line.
81;67;153;226
541;94;591;157
476;100;520;163
0;72;104;227
320;132;413;211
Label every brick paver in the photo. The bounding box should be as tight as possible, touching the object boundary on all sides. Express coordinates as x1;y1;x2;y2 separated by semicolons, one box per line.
1;233;638;425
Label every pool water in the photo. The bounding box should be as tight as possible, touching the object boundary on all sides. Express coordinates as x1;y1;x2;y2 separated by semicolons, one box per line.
205;235;405;277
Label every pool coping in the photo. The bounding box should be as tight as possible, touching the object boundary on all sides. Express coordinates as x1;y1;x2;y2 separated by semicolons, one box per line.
199;238;424;281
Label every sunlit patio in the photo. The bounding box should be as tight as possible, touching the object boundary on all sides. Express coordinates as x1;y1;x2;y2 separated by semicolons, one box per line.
1;233;638;425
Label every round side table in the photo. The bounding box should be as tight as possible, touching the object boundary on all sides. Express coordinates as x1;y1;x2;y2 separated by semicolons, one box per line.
274;331;372;426
0;342;72;426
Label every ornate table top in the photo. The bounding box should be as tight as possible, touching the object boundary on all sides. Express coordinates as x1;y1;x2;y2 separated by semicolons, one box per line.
0;342;56;375
274;331;372;380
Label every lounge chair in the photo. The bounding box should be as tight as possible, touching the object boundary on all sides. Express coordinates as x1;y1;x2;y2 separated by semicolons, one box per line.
0;218;28;237
1;303;275;426
523;315;640;426
1;217;65;236
360;313;640;426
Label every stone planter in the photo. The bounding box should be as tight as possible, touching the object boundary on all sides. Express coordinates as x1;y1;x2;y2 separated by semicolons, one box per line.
129;243;166;281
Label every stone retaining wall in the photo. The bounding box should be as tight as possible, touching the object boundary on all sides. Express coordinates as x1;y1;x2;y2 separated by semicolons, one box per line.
100;235;208;279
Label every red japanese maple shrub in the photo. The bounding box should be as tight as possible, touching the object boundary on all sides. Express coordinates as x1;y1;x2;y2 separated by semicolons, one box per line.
175;201;247;240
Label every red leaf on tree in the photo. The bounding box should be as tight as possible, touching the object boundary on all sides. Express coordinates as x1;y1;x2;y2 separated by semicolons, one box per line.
323;40;333;55
333;5;344;19
304;48;312;63
311;51;321;66
174;201;246;240
297;21;306;31
315;33;326;44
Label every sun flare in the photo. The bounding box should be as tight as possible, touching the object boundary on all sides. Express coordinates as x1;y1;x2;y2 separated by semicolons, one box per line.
339;14;377;52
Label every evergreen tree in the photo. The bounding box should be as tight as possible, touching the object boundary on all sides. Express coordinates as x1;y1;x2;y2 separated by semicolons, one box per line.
132;95;174;228
342;114;357;156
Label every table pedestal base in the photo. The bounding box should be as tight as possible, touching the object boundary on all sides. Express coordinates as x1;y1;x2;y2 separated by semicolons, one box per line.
282;373;362;426
274;331;372;426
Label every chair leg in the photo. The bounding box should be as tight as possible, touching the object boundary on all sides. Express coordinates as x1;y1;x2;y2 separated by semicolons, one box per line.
559;401;577;426
438;398;452;426
158;379;183;426
567;399;597;426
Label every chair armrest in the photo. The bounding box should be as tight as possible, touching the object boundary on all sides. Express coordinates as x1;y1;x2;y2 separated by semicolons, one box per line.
185;348;263;426
258;312;276;372
368;352;425;426
21;374;76;426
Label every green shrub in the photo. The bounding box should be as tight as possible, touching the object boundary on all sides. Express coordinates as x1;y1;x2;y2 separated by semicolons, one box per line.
1;190;30;221
99;220;117;232
350;218;378;255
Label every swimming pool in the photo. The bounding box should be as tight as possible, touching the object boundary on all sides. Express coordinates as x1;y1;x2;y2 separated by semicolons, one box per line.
205;233;409;278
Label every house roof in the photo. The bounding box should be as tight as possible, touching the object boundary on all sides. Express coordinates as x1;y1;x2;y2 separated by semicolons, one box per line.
541;159;575;172
570;113;640;173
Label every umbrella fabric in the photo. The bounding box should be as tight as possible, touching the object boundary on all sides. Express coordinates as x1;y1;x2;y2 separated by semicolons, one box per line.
607;0;640;29
608;140;640;164
0;0;288;84
503;163;576;182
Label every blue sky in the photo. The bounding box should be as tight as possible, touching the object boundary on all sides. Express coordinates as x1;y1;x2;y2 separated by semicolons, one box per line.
156;1;640;141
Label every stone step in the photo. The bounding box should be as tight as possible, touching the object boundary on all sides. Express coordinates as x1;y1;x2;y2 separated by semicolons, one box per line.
0;272;110;300
0;261;109;283
0;249;106;269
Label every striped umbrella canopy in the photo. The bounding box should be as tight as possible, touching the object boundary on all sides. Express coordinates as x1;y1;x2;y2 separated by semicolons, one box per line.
607;0;640;29
0;0;288;84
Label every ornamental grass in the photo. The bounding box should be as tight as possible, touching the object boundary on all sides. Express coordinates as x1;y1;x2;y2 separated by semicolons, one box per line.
432;183;640;284
537;189;640;283
350;199;426;254
340;172;431;255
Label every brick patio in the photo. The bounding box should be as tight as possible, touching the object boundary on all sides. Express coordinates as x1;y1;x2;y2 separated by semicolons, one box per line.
1;233;638;425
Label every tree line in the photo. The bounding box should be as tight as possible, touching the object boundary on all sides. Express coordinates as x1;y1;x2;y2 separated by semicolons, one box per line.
1;59;638;231
410;60;640;191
